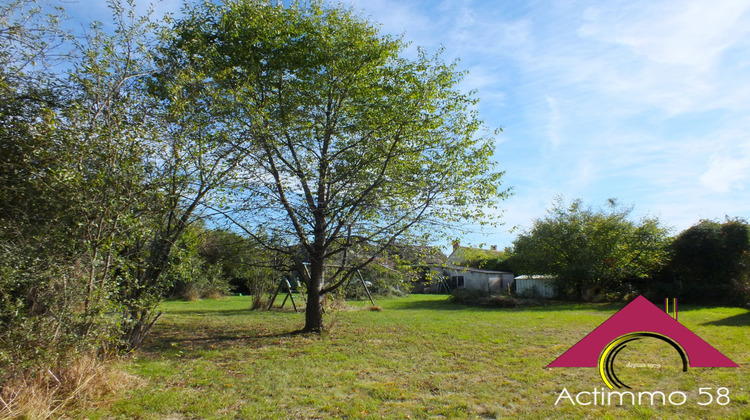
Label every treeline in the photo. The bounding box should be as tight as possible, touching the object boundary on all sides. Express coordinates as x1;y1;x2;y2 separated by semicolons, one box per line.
490;198;750;305
159;223;412;304
656;218;750;305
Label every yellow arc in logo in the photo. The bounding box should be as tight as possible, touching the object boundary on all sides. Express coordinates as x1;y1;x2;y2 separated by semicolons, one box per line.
598;332;689;389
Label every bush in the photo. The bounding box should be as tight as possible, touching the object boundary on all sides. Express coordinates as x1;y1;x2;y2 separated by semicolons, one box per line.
507;197;670;300
659;218;750;305
484;295;522;308
448;289;490;304
448;289;549;308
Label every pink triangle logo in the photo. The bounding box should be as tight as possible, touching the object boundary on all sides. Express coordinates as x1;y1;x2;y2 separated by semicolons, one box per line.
548;296;737;388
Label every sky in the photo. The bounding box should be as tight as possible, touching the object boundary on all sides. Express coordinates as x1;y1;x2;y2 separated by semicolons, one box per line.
65;0;750;249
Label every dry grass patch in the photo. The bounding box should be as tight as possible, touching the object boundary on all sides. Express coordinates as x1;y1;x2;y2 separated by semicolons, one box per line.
0;355;139;419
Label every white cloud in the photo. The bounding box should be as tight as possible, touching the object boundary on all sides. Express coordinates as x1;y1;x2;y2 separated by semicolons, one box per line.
343;0;750;236
699;137;750;192
456;5;476;29
607;1;748;71
372;0;750;239
700;155;750;193
572;0;750;114
459;65;508;106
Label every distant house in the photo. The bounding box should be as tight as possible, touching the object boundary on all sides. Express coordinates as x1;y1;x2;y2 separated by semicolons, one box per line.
412;241;514;293
393;244;448;294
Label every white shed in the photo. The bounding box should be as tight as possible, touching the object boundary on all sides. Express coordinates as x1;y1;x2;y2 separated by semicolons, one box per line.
515;275;557;298
444;266;515;293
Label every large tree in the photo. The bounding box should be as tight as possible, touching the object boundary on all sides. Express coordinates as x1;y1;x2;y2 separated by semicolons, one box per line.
510;197;670;299
159;0;507;332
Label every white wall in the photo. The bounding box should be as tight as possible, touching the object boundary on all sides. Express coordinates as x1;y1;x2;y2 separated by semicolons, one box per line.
515;276;556;298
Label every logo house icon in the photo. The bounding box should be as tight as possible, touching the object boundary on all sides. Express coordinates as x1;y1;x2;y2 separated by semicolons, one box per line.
547;296;737;389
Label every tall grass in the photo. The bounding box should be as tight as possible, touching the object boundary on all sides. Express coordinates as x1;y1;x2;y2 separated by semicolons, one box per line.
0;355;137;419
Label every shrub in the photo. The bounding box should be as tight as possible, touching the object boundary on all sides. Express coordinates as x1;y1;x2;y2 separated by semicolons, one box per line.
448;289;547;308
448;289;490;304
484;295;521;308
657;218;750;305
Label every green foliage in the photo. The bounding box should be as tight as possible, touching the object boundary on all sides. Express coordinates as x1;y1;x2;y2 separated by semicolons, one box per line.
0;0;238;382
448;289;527;307
343;263;410;299
152;229;251;300
659;218;750;305
0;0;114;381
164;225;287;303
451;246;511;271
165;225;230;300
508;197;671;300
448;288;490;304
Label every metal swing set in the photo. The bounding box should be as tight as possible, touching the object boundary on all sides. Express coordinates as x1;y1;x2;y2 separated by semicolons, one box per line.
266;263;376;312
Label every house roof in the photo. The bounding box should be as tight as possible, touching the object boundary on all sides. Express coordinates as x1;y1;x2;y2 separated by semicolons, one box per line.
444;265;512;275
448;245;504;260
548;295;737;368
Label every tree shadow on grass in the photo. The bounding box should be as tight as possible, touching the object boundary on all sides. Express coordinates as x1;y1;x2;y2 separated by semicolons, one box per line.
386;296;624;313
163;308;300;317
390;295;734;314
139;306;314;358
385;298;466;311
701;310;750;327
140;327;318;358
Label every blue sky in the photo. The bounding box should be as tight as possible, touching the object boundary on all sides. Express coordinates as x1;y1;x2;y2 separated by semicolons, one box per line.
67;0;750;249
346;0;750;248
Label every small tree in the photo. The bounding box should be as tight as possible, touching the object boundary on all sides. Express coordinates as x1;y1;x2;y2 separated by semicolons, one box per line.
509;197;670;299
160;0;508;332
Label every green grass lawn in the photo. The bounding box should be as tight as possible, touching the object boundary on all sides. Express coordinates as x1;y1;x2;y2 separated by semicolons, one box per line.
79;295;750;419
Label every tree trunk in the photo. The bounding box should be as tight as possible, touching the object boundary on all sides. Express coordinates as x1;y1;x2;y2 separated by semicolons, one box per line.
302;263;324;333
